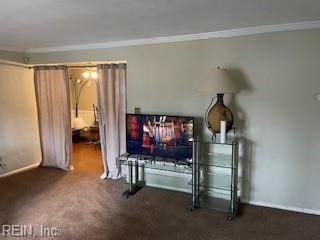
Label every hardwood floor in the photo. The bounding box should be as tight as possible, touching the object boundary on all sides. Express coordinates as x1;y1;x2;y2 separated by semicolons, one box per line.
71;142;103;173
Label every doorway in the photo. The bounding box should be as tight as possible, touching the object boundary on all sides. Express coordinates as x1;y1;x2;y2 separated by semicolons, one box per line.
68;66;103;173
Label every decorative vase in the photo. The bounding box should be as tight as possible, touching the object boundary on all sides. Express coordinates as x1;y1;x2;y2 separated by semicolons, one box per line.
207;94;233;133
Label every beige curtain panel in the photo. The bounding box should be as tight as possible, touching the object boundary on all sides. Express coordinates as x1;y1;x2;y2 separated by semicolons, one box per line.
97;63;127;179
34;66;72;170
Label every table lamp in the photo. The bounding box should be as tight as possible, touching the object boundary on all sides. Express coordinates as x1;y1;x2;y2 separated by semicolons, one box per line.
198;67;239;137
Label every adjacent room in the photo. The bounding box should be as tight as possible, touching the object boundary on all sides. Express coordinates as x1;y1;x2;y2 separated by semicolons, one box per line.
0;1;320;239
69;66;103;173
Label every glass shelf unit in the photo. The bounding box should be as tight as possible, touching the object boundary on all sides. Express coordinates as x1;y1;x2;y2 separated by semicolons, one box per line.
192;136;237;145
188;138;240;220
188;172;239;191
195;153;233;168
117;158;192;175
198;195;231;213
117;154;194;198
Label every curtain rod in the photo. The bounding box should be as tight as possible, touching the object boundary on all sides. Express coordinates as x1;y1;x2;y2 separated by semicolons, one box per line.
30;65;98;69
67;64;126;69
33;61;126;68
66;65;97;68
31;64;125;69
0;59;126;69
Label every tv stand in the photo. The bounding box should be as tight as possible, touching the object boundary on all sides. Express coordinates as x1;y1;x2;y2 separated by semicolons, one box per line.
118;137;240;219
121;160;143;198
117;154;192;198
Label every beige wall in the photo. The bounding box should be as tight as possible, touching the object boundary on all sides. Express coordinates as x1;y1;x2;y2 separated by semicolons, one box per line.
69;68;97;111
28;29;320;212
0;64;41;174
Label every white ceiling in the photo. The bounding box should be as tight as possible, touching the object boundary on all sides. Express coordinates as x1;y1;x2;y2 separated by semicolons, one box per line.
1;0;320;52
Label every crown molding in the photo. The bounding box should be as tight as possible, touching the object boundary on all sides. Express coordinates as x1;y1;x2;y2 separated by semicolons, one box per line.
0;58;30;68
25;20;320;53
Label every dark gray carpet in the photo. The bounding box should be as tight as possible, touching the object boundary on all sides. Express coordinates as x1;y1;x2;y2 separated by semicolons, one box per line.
0;144;319;240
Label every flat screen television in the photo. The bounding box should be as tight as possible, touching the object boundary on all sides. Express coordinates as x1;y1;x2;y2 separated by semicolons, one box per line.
126;114;194;160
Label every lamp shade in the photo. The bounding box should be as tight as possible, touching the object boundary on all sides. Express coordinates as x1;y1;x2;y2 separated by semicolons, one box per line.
198;67;239;94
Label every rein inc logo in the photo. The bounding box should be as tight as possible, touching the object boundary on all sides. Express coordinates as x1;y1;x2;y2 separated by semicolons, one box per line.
1;225;61;238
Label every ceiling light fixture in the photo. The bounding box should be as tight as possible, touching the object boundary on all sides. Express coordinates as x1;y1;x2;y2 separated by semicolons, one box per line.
90;71;98;79
82;67;98;79
82;70;90;78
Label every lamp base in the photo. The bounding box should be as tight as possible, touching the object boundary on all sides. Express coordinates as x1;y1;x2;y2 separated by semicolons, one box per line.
206;94;234;133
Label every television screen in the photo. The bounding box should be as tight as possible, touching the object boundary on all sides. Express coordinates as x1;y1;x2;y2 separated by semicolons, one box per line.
126;114;194;160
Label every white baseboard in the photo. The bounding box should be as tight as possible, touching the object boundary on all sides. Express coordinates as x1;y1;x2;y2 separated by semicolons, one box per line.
241;199;320;216
0;162;41;178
